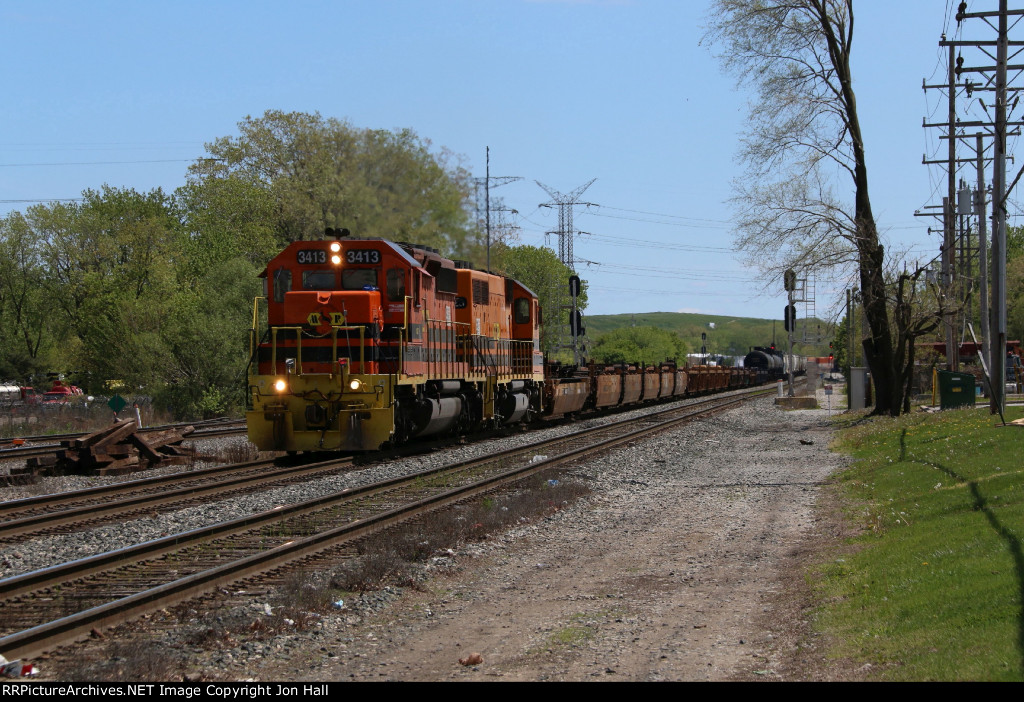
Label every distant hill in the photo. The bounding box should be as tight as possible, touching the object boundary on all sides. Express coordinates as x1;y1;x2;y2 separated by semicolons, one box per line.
583;311;832;357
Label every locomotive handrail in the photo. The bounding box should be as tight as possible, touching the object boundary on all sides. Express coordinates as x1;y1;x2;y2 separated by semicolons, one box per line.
249;296;265;361
269;325;366;376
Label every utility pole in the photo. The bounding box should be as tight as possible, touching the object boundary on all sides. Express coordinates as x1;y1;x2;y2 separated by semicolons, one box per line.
977;134;992;377
992;0;1009;416
920;42;968;371
947;42;960;372
953;0;1024;416
921;3;1024;414
474;147;522;271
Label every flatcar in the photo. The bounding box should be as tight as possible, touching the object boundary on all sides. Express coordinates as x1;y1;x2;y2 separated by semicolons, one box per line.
246;234;765;453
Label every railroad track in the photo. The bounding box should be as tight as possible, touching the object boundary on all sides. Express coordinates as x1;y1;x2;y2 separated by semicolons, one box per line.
0;455;357;543
0;387;769;661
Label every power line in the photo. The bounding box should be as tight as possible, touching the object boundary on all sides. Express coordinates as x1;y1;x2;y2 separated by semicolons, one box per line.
586;210;732;229
0;159;198;167
0;198;84;204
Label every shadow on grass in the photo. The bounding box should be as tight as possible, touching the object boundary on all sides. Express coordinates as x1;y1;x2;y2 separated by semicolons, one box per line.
900;427;1024;671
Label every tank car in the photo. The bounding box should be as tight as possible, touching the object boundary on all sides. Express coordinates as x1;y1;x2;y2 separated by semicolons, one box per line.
246;234;544;452
743;346;785;382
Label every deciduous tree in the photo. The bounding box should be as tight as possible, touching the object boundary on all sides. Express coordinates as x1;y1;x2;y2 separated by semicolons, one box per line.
190;111;476;258
706;0;907;415
493;244;587;357
591;326;687;366
0;212;52;379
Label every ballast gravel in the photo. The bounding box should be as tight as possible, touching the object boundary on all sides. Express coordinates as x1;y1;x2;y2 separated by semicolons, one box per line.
0;391;750;579
4;388;852;681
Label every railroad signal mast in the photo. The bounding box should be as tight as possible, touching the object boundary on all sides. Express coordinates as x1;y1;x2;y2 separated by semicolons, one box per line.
784;268;797;397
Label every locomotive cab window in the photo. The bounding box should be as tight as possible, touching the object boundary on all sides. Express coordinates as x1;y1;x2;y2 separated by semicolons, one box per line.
386;268;405;301
302;270;336;291
514;297;531;324
342;268;379;291
272;268;292;303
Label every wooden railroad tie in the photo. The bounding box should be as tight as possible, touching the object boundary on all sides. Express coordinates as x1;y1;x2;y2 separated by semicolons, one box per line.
24;420;195;477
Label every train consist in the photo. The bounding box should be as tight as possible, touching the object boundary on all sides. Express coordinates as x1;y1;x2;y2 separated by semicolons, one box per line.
246;234;766;453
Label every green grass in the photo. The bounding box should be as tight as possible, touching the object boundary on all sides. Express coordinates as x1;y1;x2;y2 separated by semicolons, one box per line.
821;407;1024;680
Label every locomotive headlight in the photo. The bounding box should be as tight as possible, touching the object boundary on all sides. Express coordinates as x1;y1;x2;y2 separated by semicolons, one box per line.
331;254;342;265
348;379;363;392
274;378;288;393
329;241;341;253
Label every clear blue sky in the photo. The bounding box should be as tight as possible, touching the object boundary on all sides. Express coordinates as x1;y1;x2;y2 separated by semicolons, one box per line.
0;0;1004;329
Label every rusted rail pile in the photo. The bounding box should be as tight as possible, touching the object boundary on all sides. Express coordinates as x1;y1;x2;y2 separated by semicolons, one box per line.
14;419;195;480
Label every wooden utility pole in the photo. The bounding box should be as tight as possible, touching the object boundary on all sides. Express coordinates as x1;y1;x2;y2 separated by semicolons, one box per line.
935;1;1024;415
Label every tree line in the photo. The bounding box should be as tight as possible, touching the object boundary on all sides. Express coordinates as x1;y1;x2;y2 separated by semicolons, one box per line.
0;111;579;418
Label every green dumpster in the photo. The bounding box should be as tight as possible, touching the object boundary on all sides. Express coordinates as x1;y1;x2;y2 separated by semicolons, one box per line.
937;370;976;410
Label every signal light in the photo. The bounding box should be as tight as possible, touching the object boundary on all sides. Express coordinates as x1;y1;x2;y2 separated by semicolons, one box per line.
783;304;796;332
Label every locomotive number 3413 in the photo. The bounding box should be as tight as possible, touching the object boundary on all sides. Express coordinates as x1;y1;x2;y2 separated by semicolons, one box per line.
345;249;380;264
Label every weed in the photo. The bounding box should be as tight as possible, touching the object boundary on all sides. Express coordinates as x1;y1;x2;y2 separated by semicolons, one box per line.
63;640;184;682
328;471;592;594
548;625;594;647
217;442;260;464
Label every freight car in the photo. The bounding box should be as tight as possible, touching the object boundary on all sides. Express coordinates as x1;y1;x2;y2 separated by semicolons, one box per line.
246;233;762;453
742;346;806;383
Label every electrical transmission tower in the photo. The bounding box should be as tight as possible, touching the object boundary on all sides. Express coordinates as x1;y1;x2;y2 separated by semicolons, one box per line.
536;179;597;269
536;179;597;367
473;147;522;270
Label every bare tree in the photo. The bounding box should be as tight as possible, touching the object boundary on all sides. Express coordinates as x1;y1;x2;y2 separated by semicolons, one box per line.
706;0;912;415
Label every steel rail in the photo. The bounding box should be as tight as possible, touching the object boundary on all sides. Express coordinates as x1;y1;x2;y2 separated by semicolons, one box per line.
0;389;767;659
0;456;355;541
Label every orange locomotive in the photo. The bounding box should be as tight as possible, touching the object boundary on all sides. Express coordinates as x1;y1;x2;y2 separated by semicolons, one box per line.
246;232;544;452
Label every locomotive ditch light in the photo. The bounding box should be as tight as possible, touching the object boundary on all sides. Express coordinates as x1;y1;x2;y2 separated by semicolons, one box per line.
274;378;288;393
349;378;363;392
